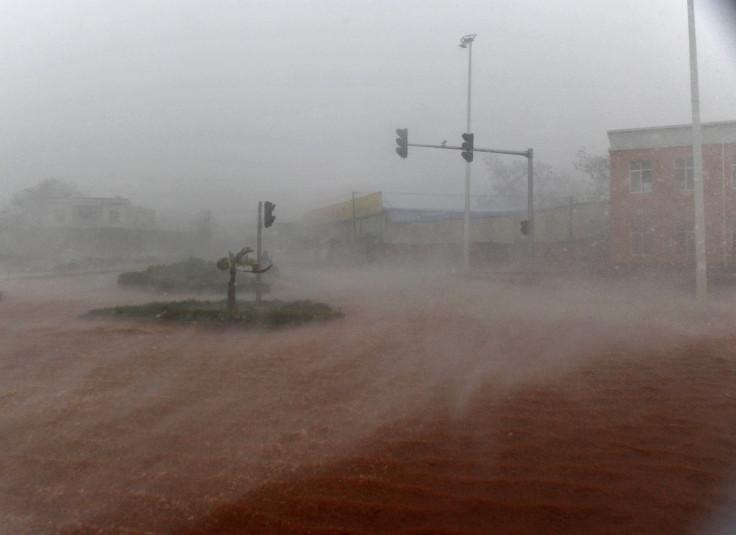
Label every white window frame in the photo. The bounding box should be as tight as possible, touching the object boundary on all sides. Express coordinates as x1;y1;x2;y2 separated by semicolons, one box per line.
631;226;654;255
630;161;653;193
674;157;694;191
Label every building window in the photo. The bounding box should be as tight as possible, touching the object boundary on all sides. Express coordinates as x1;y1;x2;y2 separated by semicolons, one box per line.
731;155;736;188
675;221;695;255
674;157;694;191
630;161;652;193
631;225;653;255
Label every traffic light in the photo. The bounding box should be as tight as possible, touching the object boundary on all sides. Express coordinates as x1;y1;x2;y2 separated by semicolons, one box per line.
395;128;408;159
520;219;529;235
461;133;474;162
264;201;276;228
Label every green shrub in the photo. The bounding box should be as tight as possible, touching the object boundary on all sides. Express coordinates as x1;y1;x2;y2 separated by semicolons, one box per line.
117;258;267;293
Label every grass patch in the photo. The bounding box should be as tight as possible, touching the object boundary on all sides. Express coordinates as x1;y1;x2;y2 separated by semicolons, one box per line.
80;299;343;326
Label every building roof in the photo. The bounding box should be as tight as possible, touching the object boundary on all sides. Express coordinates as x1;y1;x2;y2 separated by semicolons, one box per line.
607;120;736;151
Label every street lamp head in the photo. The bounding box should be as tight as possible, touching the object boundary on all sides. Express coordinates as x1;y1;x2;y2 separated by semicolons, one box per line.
459;34;476;48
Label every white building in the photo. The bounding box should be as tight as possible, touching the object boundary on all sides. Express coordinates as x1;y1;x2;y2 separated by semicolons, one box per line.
25;196;155;230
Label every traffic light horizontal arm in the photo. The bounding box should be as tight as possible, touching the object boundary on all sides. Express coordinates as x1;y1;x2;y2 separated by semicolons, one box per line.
408;143;531;158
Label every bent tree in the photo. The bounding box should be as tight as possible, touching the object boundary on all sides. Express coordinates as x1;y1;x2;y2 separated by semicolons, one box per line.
216;247;271;314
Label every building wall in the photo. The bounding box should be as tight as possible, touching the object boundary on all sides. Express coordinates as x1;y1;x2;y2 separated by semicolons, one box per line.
534;201;610;244
384;214;522;245
610;136;736;269
301;193;609;269
365;203;608;271
26;197;155;230
382;203;608;247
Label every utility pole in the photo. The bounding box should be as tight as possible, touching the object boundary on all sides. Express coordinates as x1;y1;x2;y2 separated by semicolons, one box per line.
688;0;707;299
352;191;357;242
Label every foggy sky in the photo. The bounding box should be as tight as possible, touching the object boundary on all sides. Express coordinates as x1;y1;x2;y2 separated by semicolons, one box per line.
2;0;735;227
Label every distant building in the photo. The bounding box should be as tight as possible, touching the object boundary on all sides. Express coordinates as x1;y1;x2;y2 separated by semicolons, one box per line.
608;120;736;270
6;195;170;260
302;192;609;268
24;196;155;230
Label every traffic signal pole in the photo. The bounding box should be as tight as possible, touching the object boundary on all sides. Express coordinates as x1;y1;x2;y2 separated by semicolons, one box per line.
395;34;537;274
255;200;276;304
527;149;534;279
397;136;535;275
462;36;473;273
256;201;263;303
406;142;530;157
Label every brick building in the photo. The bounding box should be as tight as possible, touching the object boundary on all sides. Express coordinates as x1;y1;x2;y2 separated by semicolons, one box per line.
608;120;736;271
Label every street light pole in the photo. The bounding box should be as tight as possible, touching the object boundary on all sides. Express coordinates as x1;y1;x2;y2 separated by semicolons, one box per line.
459;33;476;272
688;0;707;299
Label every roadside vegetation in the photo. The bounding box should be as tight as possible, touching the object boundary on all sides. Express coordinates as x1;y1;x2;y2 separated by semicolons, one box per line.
117;257;265;294
104;256;342;327
81;299;342;326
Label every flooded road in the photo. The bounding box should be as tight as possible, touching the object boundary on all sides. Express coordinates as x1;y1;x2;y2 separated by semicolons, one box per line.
2;268;735;534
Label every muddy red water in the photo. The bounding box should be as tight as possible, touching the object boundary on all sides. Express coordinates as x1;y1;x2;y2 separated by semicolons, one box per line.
2;267;736;534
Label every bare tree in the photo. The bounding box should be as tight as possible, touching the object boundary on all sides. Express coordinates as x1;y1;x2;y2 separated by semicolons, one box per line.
573;148;610;201
482;155;597;211
11;179;82;209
